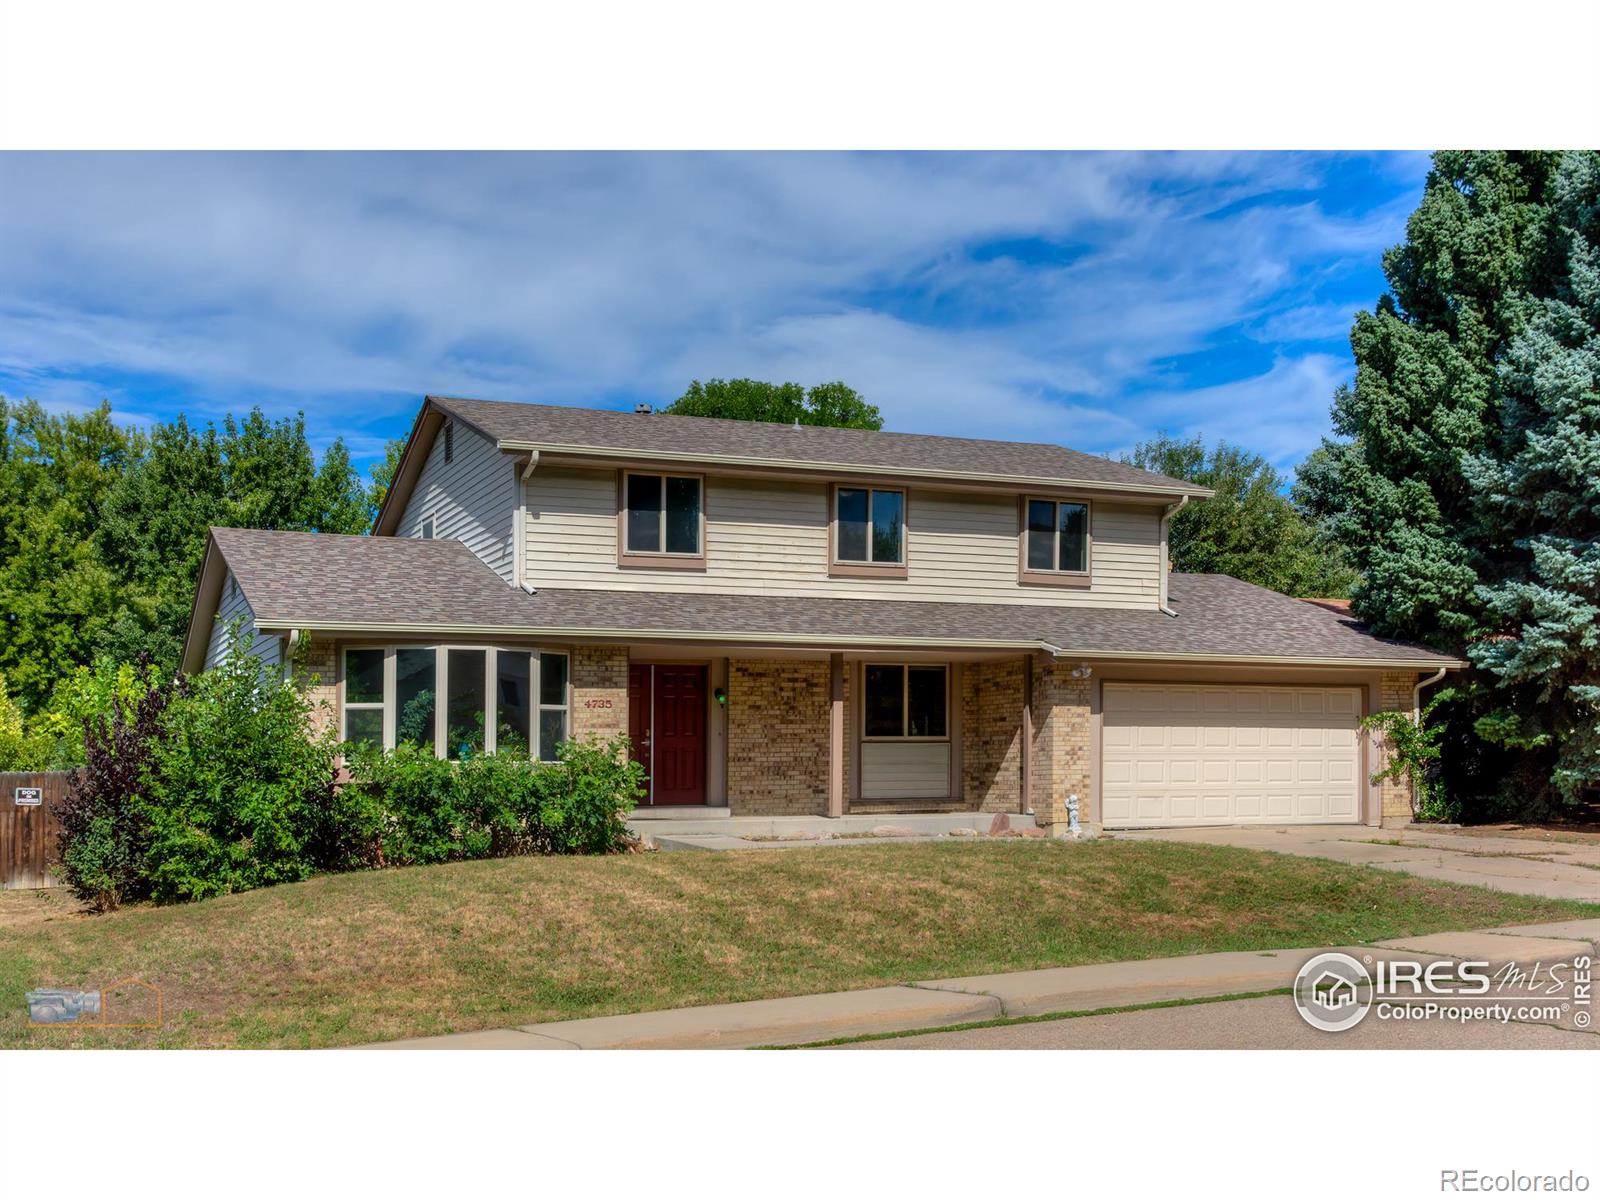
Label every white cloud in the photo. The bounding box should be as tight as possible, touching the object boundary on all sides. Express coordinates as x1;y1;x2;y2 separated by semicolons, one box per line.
0;151;1414;467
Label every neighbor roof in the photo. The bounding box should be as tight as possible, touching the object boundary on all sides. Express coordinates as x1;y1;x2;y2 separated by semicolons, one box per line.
427;395;1212;495
187;528;1461;670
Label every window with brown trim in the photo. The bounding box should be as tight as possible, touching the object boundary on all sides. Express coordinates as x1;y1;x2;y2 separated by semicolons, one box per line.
862;663;948;739
1019;497;1091;586
831;485;908;578
618;471;706;568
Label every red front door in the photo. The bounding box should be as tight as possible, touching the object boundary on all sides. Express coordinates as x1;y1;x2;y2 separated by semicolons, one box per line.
627;664;707;806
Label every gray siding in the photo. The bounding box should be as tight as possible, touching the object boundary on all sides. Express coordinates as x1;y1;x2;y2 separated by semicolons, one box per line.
522;467;1163;609
204;570;284;672
398;418;517;584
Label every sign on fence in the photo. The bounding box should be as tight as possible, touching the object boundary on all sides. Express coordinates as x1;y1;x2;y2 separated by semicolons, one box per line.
2;772;72;889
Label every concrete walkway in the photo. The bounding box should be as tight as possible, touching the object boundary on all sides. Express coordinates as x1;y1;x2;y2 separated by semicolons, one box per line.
1116;825;1600;902
361;918;1600;1050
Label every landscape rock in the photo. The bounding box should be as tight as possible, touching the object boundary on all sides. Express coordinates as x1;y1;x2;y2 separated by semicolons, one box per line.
948;828;979;837
988;813;1011;835
869;825;918;838
778;830;821;841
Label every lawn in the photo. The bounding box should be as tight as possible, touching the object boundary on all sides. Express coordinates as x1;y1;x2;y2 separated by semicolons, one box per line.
2;840;1593;1049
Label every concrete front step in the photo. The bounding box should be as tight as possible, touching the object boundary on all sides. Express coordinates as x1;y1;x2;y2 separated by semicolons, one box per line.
626;811;1040;838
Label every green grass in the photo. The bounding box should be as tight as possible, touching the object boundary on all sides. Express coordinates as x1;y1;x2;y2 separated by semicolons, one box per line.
2;839;1593;1049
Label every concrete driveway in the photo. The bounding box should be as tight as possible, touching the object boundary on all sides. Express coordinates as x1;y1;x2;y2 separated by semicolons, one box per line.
1114;825;1600;902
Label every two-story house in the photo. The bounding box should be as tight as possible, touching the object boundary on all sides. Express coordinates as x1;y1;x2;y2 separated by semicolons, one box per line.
181;395;1461;833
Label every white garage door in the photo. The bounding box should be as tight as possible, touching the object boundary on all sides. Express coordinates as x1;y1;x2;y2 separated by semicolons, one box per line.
1102;683;1361;827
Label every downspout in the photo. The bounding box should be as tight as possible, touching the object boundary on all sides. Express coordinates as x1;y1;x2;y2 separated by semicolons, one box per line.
1158;496;1188;617
1412;666;1447;716
516;451;540;594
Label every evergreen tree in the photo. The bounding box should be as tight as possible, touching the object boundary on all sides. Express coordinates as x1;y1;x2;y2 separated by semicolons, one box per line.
1127;435;1354;597
1297;150;1594;812
1462;153;1600;803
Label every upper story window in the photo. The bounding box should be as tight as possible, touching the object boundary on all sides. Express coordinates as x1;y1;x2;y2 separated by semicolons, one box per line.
1020;497;1091;586
418;514;436;540
831;486;907;578
619;471;705;568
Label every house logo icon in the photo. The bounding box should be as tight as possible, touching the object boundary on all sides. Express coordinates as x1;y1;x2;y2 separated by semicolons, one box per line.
1293;953;1372;1032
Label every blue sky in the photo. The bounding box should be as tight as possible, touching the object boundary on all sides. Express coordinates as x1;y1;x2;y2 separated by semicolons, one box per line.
0;151;1425;480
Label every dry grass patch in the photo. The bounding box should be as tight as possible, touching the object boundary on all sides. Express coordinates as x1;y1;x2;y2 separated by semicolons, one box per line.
2;840;1593;1049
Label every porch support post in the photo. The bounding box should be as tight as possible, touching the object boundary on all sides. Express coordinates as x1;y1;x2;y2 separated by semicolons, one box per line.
1020;654;1033;815
828;652;845;818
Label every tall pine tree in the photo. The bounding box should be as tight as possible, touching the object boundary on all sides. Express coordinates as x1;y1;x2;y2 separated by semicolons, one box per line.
1299;150;1597;812
1463;153;1600;803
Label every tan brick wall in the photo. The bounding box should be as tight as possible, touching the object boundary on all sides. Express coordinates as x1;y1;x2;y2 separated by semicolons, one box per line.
962;658;1026;813
297;638;338;738
727;659;830;815
1029;657;1092;832
571;645;629;744
1378;670;1420;822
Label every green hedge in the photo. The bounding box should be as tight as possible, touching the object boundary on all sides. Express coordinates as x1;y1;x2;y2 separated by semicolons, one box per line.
56;623;645;909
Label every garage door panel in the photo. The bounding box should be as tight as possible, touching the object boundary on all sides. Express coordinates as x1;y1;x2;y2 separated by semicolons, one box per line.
1103;683;1361;828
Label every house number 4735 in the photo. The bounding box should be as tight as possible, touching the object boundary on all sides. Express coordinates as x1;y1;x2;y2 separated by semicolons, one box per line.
583;698;614;709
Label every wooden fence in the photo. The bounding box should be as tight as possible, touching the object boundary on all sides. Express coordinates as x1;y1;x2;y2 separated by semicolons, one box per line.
1;771;73;890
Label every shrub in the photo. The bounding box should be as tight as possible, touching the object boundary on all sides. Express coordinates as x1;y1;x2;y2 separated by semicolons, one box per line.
340;735;643;865
141;629;340;903
56;672;176;911
535;736;644;854
1363;690;1457;823
0;672;53;770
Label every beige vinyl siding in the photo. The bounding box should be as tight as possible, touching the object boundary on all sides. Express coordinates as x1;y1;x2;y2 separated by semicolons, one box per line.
860;742;952;799
523;467;1162;608
204;570;283;672
398;418;517;584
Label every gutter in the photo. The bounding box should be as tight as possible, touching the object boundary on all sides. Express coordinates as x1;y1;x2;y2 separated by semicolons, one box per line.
249;616;1463;669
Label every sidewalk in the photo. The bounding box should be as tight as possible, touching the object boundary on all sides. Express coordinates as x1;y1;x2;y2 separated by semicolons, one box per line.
360;917;1600;1050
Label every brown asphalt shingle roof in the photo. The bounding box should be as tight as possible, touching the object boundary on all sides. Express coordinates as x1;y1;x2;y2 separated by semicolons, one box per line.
428;395;1210;495
206;528;1459;666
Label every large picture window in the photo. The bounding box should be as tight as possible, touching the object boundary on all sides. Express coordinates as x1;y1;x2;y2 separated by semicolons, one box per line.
623;472;703;559
342;646;570;760
863;664;948;739
1022;497;1090;581
833;486;906;572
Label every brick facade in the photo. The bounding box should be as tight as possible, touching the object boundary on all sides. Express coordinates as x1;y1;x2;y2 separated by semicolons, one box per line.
1029;656;1093;833
298;637;338;738
727;659;832;816
1378;670;1420;823
961;658;1026;813
571;645;629;743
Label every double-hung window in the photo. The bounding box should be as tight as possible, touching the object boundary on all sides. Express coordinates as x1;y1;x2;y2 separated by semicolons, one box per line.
1021;497;1090;584
621;472;704;566
342;646;571;761
832;486;906;576
863;664;948;739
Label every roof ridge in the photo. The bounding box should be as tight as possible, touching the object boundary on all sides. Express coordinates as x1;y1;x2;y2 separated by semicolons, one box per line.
427;394;1114;459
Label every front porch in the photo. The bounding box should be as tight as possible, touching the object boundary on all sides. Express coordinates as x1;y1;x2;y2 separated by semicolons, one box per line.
575;644;1091;830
